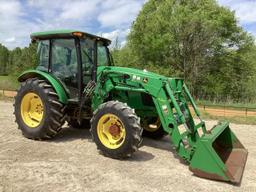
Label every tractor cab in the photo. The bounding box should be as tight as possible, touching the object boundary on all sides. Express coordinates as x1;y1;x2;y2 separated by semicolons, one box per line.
31;30;111;100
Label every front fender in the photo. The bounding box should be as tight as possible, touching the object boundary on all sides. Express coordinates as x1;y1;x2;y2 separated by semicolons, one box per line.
18;69;69;104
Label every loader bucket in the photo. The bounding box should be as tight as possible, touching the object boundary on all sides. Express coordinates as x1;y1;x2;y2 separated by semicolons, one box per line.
189;121;248;183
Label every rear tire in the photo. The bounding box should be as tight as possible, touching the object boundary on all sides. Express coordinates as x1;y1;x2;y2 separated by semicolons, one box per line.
142;117;167;139
14;78;66;139
143;127;167;139
90;101;143;159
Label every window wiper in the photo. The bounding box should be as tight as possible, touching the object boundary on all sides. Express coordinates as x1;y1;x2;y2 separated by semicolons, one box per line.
82;49;94;65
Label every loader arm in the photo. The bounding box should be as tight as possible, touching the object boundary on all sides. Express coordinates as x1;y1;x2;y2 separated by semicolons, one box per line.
92;66;248;183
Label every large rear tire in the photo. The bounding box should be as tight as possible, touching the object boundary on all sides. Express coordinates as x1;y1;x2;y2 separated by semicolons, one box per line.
14;78;66;139
90;101;143;159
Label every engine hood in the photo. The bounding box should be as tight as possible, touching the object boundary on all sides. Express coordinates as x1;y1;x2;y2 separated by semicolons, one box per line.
97;66;167;80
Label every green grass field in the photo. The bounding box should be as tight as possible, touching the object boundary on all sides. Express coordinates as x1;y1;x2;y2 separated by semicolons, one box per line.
0;76;19;91
196;99;256;109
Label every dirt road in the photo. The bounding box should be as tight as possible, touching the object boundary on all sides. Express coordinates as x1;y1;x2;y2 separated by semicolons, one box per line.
197;107;256;117
0;101;255;192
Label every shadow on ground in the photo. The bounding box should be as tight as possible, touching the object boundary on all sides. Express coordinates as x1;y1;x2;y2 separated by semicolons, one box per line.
52;126;91;142
142;136;188;165
51;126;156;162
50;126;186;163
128;150;155;161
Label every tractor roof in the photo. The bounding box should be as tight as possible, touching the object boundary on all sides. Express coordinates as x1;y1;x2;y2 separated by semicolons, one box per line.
30;29;111;45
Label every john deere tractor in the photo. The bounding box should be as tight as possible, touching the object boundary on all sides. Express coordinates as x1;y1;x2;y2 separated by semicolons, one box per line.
14;30;247;183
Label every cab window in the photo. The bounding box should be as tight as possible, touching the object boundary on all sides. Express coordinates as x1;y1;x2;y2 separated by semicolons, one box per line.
97;42;109;66
37;40;49;71
51;39;78;97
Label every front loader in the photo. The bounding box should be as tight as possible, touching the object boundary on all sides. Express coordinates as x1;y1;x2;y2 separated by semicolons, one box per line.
14;30;247;183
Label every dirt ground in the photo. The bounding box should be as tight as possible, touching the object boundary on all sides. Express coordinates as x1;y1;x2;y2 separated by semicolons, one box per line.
197;107;256;117
0;101;255;192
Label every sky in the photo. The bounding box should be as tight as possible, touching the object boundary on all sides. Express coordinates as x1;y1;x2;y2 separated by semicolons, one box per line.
0;0;256;50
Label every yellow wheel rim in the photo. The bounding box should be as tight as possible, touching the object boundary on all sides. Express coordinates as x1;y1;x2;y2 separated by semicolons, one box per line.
97;114;126;149
20;92;44;128
143;117;161;132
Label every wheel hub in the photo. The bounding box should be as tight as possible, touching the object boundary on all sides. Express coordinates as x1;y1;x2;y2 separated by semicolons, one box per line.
109;124;121;137
97;114;126;149
20;92;44;128
35;103;43;114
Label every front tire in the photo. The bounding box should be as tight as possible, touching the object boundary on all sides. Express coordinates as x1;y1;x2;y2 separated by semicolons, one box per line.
90;101;143;159
14;78;66;139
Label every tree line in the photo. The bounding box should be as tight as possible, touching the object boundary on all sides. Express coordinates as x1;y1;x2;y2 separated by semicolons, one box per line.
1;0;256;103
0;43;37;77
112;0;256;103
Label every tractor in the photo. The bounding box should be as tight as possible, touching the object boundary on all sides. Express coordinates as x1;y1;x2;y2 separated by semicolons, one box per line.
14;30;247;183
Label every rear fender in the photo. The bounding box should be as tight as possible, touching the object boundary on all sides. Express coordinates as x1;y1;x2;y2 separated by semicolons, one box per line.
18;69;69;104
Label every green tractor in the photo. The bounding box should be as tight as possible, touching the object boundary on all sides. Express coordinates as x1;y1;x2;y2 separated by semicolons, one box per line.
14;30;247;183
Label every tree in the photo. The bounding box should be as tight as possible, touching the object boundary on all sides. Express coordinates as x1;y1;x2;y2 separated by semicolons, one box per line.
8;43;37;76
0;44;9;75
116;0;256;102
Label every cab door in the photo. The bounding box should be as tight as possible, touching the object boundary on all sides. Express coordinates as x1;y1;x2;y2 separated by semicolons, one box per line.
50;38;79;99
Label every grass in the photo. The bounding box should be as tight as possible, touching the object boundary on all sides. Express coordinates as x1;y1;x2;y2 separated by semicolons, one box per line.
0;75;19;91
200;110;256;125
196;99;256;109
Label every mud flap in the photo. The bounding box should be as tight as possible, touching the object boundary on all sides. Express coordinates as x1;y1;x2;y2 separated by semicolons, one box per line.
189;121;248;183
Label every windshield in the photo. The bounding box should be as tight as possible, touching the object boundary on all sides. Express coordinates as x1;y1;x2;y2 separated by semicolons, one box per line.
97;42;110;66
